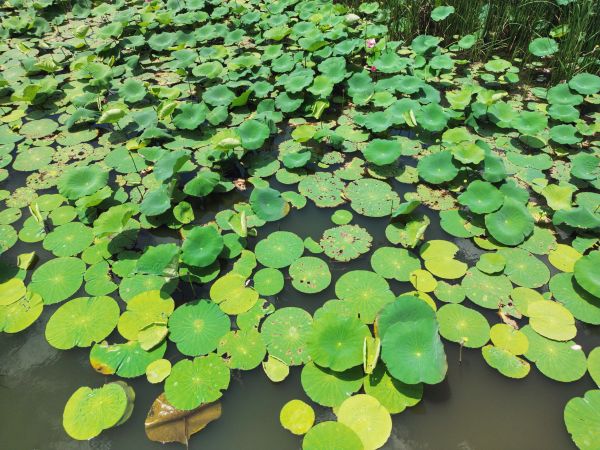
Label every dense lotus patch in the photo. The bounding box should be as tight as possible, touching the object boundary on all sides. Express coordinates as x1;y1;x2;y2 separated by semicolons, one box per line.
0;0;599;448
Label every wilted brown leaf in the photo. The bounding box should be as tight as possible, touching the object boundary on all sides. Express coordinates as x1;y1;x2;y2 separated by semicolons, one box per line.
145;393;221;445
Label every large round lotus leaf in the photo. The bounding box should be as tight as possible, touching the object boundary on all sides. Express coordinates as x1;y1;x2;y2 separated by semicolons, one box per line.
511;110;548;136
280;399;315;435
521;325;587;382
203;85;235;106
30;257;86;305
548;244;582;272
587;347;600;387
436;304;490;348
497;248;549;288
0;291;43;333
301;361;364;407
550;124;581;145
43;222;94;257
118;290;174;340
210;273;258;315
370;247;420;282
20;118;58;139
363;139;401;166
165;354;230;410
12;146;53;171
458;181;504;214
255;231;304;268
574;251;600;298
90;340;166;378
415;103;448;132
320;225;372;262
253;268;284;296
409;269;438;293
335;270;395;324
490;324;529;355
168;300;230;356
377;295;435;338
550;273;600;325
344;179;400;217
569;72;600;95
181;226;224;268
298;172;345;208
476;252;506;274
528;37;558;57
485;198;534;246
434;281;466;304
564;390;600;449
217;327;266;370
363;364;422;414
528;300;576;341
250;187;289;222
417;151;458;184
420;240;467;279
261;307;313;365
63;383;129;440
482;345;530;379
45;296;119;350
307;313;370;371
57;165;108;200
462;269;512;309
237;119;270;150
302;421;363;450
337;394;392;450
289;256;331;294
172;103;207;130
439;209;485;238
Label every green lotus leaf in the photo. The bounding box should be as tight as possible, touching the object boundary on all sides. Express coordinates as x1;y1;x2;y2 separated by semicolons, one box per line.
119;79;146;103
482;345;530;379
146;359;172;384
476;252;506;274
172;102;207;130
210;272;258;315
431;5;455;21
386;213;430;248
490;323;529;355
302;421;363;450
0;277;26;307
521;325;586;382
261;307;313;366
181;226;224;268
118;290;174;340
434;281;466;304
90;340;166;378
362;139;401;166
12;146;53;172
46;296;119;349
262;355;290;382
0;291;43;333
588;347;600;387
411;34;442;54
253;268;284;296
217;327;266;370
415;103;448;132
320;224;372;262
280;399;314;435
255;231;304;268
289;256;331;294
30;256;85;304
57;165;108;200
462;268;512;309
337;394;392;450
485;198;534;246
547;83;583;106
569;72;600;95
418;151;458;185
331;209;353;225
511;110;548;135
237;119;270;150
318;56;347;83
168;300;230;356
370;247;421;282
20;118;58;139
574;251;600;298
548;244;582;272
553;206;600;230
564;389;600;450
63;382;130;440
550;124;581;145
528;37;558;57
301;361;364;407
458;34;477;49
347;71;374;104
420;239;468;279
250;187;289;222
550;273;600;325
437;304;490;348
528;300;576;341
458;181;503;214
335;270;395;324
165;354;230;410
307;313;370;371
344;179;400;217
203;85;235;107
43;222;93;257
361;111;392;133
298;172;345;208
570;153;600;181
363;363;422;414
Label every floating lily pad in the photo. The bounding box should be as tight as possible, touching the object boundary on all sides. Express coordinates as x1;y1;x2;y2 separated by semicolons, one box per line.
337;394;392;450
574;251;600;298
301;361;364;407
344;179;400;217
564;390;600;450
30;257;86;304
336;270;395;324
289;256;331;294
370;247;421;282
302;421;363;450
217;327;266;370
320;225;372;262
261;307;313;366
437;304;490;348
255;231;304;268
528;300;576;341
280;400;315;435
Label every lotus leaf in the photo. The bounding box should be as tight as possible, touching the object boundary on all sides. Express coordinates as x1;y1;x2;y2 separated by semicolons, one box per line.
30;257;85;304
336;270;395;324
482;345;530;379
320;225;372;262
289;256;331;294
90;340;166;378
280;400;315;435
301;361;364;407
217;327;266;370
337;394;392;450
261;307;313;366
437;304;490;348
564;390;600;450
302;421;363;450
574;251;600;298
344;179;400;217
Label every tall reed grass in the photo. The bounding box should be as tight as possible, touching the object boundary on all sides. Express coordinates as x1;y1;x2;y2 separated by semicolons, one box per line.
339;0;600;80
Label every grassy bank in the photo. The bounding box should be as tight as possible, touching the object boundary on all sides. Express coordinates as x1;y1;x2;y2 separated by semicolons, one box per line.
339;0;600;80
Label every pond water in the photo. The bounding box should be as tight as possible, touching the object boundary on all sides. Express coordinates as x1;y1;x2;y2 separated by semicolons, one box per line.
1;172;598;450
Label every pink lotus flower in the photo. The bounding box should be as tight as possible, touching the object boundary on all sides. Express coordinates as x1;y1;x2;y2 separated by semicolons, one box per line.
368;65;377;72
366;38;376;48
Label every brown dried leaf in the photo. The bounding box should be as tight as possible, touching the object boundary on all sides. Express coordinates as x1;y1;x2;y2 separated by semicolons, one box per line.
145;393;221;445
